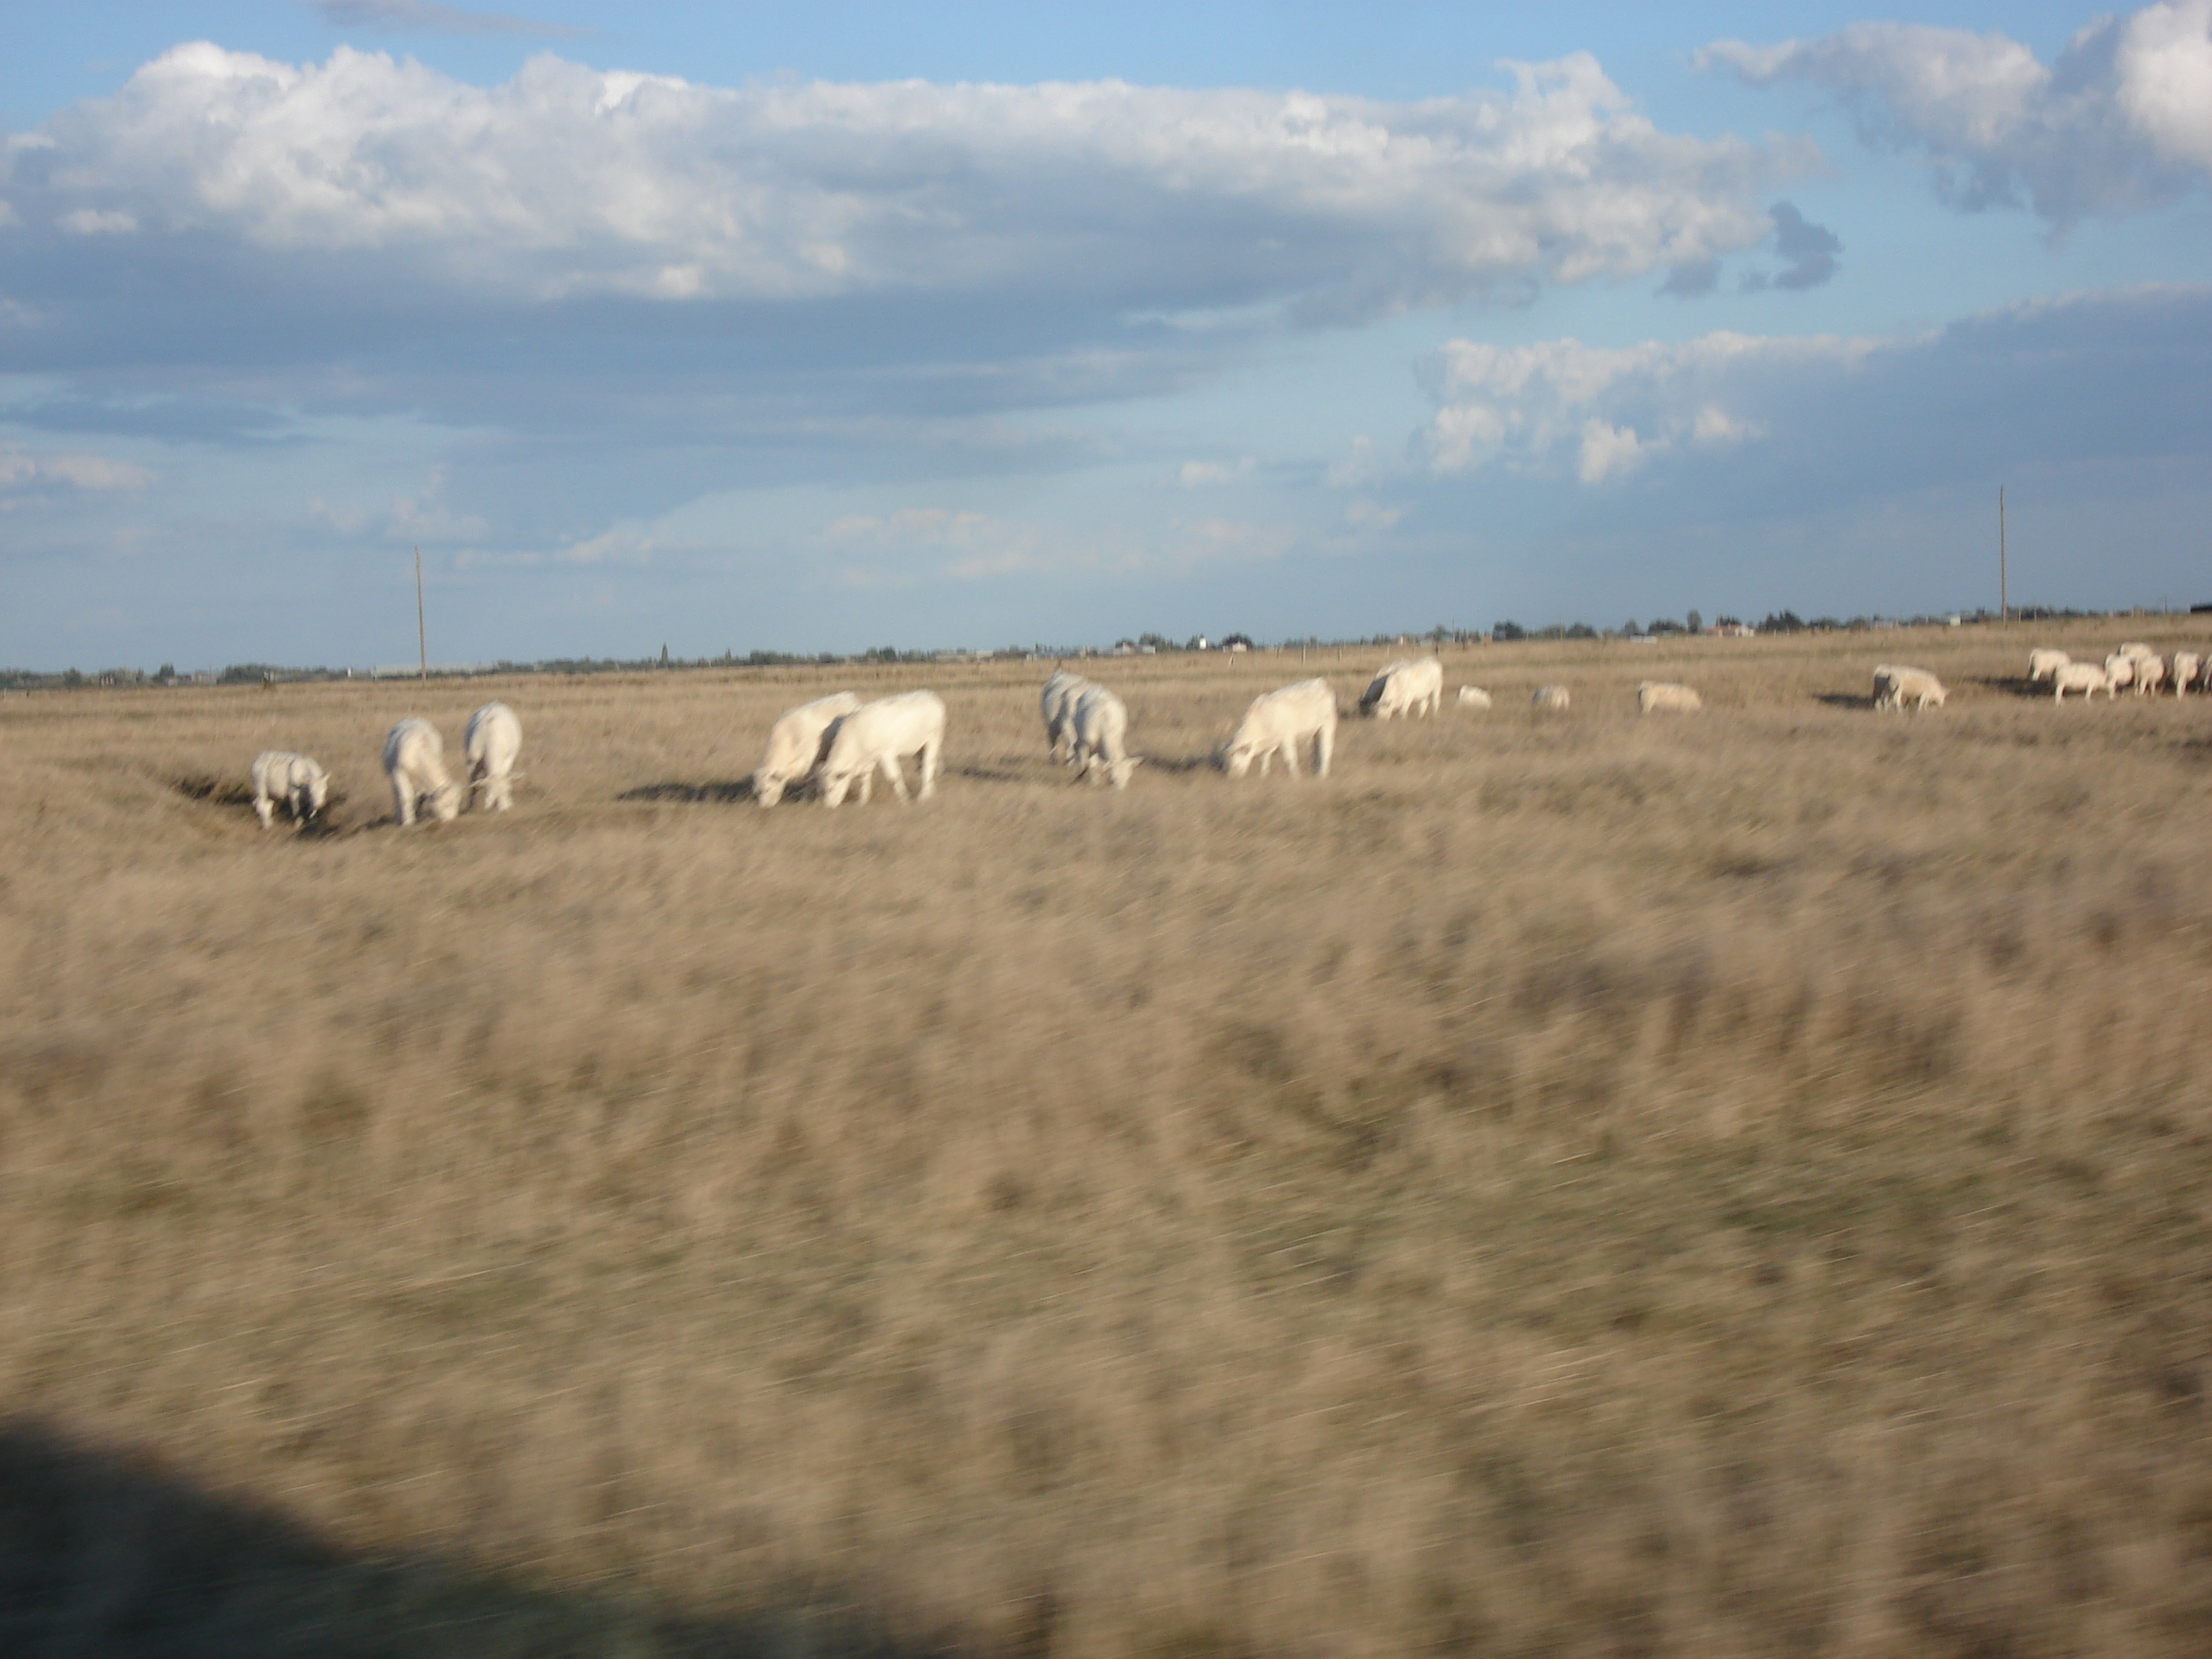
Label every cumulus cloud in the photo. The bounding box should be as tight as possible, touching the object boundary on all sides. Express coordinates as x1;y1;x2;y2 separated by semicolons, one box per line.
1418;331;1859;481
1757;201;1841;290
2;43;1800;319
1418;286;2212;513
1701;2;2212;224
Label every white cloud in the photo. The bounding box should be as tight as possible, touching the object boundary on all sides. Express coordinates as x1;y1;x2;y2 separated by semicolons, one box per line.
1324;436;1380;488
5;43;1801;317
1342;498;1404;529
1418;331;1868;481
57;207;137;235
0;444;156;493
1701;2;2212;223
1178;456;1255;488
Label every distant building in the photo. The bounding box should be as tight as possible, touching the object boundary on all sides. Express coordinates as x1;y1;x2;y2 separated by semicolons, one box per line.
1708;622;1756;637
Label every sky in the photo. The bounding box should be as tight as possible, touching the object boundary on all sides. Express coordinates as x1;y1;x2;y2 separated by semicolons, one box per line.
3;2;2210;667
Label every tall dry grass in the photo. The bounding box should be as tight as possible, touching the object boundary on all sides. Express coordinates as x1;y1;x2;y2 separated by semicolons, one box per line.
4;620;2211;1657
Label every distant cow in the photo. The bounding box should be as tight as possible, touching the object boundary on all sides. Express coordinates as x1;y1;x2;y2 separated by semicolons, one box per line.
2103;654;2137;694
1040;669;1093;764
817;690;946;808
2172;652;2200;696
250;750;330;830
1221;679;1337;778
2052;661;2109;701
1455;686;1492;709
1873;665;1946;711
1359;657;1444;720
753;691;861;807
464;701;522;811
1637;682;1703;713
1071;683;1141;789
1531;685;1571;711
2027;649;2070;683
383;719;462;826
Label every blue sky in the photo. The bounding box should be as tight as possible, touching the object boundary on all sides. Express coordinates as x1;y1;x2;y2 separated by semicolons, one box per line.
4;2;2209;666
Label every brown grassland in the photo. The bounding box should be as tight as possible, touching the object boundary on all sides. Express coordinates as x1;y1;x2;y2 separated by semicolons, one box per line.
3;620;2211;1657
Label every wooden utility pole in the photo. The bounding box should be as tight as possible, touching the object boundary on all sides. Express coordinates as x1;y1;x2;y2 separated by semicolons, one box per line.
1998;488;2008;625
415;546;428;679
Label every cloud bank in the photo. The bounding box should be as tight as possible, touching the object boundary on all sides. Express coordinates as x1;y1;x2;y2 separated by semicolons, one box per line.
5;42;1800;323
1419;282;2212;497
1701;1;2212;224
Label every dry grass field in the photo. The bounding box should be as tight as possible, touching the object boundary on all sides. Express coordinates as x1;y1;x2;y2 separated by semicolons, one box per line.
4;620;2211;1657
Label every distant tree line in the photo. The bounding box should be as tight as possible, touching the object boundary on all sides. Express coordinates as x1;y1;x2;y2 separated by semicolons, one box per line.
0;603;2158;689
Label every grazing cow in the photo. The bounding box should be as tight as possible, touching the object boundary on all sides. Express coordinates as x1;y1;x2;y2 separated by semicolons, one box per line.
383;718;462;826
1873;665;1946;711
463;701;522;811
2103;654;2137;694
817;690;945;808
2052;661;2108;701
752;691;861;807
250;750;330;830
2027;649;2070;683
2172;652;2200;696
1359;656;1444;720
2131;654;2167;696
1531;685;1571;711
2117;642;2155;661
1455;686;1492;709
1040;669;1093;764
1221;679;1337;778
1637;681;1703;713
1071;683;1141;789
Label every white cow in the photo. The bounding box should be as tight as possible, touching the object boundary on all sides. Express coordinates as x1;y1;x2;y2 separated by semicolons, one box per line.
1455;686;1492;710
2172;652;2200;695
1221;679;1336;778
1040;669;1093;764
817;690;945;808
752;691;861;807
250;750;330;830
1637;681;1703;713
2052;661;2109;701
1359;656;1444;720
1531;685;1571;711
463;701;522;811
2027;649;2071;683
2130;654;2166;696
1873;665;1946;711
2103;654;2137;694
1071;683;1141;789
383;718;462;826
2118;642;2155;661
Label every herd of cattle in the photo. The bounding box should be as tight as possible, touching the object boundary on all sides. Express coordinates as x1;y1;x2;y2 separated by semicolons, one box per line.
2027;642;2205;701
233;641;2199;829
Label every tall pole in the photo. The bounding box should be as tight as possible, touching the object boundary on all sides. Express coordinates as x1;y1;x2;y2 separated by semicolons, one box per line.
415;546;428;680
1998;487;2007;625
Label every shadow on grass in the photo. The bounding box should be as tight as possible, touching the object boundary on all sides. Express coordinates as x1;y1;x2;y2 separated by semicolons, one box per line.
1972;676;2051;701
171;775;361;837
618;780;756;805
0;1419;941;1659
1137;754;1221;775
1811;693;1874;711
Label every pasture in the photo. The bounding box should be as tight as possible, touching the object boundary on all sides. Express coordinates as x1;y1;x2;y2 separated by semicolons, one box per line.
4;619;2210;1657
